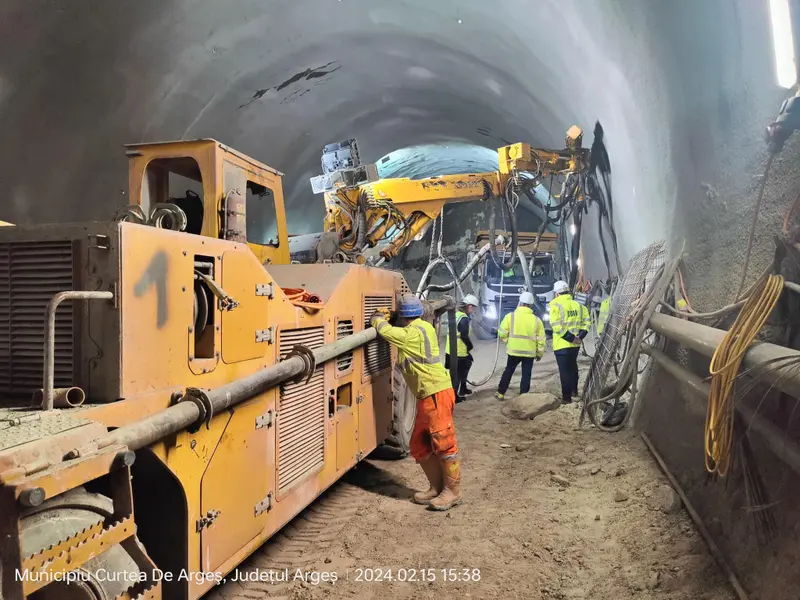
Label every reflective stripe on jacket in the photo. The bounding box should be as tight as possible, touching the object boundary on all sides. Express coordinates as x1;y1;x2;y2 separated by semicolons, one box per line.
371;316;452;399
444;311;471;358
597;296;611;334
550;294;591;351
498;306;546;358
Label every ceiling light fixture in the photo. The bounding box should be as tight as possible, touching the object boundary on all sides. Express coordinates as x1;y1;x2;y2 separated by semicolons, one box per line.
770;0;797;88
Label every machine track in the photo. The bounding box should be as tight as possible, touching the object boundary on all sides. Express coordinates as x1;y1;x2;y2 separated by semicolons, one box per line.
206;478;369;600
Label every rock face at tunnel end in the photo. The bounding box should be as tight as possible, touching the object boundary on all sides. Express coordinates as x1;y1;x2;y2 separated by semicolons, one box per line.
501;392;561;421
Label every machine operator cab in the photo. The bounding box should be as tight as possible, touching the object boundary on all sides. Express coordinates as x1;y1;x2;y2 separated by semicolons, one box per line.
122;139;290;266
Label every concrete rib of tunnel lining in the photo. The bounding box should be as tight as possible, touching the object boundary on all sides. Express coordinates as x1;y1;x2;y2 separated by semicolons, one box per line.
0;0;745;277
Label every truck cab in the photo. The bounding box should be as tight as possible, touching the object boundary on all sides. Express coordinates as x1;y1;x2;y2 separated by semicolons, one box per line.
469;231;558;338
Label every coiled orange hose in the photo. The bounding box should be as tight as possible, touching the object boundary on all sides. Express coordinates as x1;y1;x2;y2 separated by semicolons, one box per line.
282;287;324;313
705;274;784;476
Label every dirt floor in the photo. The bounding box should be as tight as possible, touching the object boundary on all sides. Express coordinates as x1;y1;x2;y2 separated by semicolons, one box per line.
214;340;734;600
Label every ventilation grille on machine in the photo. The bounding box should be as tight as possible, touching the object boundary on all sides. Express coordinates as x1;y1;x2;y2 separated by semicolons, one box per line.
363;296;392;378
278;327;325;493
336;320;354;373
0;241;75;400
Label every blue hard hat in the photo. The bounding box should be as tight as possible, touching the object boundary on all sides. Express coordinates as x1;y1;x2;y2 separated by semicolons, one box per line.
398;293;424;318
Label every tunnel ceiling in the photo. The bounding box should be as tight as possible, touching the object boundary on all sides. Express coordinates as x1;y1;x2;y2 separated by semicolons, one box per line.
0;0;784;277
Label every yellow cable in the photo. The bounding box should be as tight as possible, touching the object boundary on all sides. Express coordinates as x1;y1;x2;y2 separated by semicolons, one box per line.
705;274;784;476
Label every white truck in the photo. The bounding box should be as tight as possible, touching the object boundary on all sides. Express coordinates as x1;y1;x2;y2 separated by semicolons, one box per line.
468;230;559;339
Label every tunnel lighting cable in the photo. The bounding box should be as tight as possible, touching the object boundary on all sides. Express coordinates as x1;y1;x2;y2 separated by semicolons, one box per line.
770;0;798;89
660;261;773;319
705;274;785;477
735;154;775;301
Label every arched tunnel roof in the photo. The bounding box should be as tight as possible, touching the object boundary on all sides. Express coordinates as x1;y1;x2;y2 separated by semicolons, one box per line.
0;0;783;278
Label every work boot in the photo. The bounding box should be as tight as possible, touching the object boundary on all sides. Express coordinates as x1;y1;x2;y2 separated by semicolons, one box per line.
456;395;466;404
429;458;462;511
413;455;442;504
495;392;505;401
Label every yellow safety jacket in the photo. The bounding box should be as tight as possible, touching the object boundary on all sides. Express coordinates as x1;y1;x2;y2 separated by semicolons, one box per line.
597;296;611;334
550;294;591;351
498;306;546;358
371;315;452;399
444;311;471;358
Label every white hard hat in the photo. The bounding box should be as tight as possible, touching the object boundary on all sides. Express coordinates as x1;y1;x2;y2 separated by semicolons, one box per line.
462;294;479;307
519;291;535;305
553;280;570;294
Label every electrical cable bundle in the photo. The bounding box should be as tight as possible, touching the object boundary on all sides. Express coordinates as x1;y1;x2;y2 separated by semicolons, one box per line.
705;274;784;476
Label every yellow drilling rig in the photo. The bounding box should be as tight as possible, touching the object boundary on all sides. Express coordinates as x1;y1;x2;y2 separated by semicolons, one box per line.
0;139;444;600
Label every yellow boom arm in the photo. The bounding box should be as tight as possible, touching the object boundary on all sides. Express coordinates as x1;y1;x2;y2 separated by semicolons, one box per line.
323;126;590;262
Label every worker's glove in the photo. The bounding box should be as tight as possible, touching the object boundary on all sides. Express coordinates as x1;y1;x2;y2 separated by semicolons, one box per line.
535;356;542;362
370;308;391;327
562;331;577;343
577;330;588;340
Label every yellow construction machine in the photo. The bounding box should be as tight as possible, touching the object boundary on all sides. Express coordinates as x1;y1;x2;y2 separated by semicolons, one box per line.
0;139;455;600
307;125;592;267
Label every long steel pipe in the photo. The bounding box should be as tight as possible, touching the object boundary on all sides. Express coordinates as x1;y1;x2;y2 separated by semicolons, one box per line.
99;327;379;451
97;296;455;453
641;343;800;477
41;291;114;410
648;312;800;399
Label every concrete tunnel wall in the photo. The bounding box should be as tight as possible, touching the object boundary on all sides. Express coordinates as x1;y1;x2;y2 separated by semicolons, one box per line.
1;0;800;595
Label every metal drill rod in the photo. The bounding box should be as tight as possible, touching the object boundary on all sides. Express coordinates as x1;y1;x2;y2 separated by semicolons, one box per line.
95;295;454;453
648;312;800;399
99;328;379;452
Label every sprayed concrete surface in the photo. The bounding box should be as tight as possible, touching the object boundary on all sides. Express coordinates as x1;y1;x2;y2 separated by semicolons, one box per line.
211;340;732;600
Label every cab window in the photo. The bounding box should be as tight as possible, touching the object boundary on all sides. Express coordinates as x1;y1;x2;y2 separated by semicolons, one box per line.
246;181;279;247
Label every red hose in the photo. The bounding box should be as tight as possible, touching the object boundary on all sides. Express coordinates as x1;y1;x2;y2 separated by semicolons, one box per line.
282;287;324;313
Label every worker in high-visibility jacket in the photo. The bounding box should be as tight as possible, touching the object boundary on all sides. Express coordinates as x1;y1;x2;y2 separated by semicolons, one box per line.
597;296;611;334
444;294;479;403
370;294;462;511
550;280;592;404
495;291;546;400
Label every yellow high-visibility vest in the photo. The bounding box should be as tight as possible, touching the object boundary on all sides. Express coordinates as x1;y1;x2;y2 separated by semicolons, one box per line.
550;294;591;351
372;316;453;399
498;306;545;358
444;311;471;358
597;296;611;334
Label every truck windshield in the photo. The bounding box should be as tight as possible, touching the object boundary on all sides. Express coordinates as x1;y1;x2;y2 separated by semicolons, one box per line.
485;260;527;285
531;256;554;282
485;255;554;285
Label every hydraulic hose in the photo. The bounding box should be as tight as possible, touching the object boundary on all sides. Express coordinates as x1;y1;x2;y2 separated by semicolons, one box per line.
448;308;460;392
487;179;518;271
422;236;503;295
584;259;679;431
466;258;506;388
516;246;534;296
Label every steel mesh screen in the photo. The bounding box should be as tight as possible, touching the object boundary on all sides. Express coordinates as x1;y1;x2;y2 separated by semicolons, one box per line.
582;240;666;409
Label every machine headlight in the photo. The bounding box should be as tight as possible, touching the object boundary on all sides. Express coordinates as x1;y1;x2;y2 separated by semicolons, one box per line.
483;303;497;320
